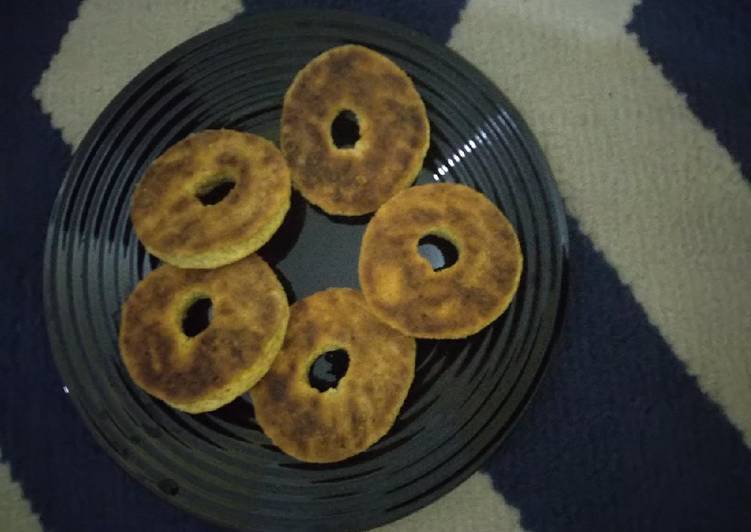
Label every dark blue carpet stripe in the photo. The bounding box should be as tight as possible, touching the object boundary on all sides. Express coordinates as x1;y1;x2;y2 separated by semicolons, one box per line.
627;0;751;182
483;216;751;532
242;0;467;44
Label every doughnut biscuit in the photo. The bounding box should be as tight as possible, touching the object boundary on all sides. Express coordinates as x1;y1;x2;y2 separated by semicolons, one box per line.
131;129;290;269
281;45;429;215
119;255;289;413
251;288;416;463
359;183;523;339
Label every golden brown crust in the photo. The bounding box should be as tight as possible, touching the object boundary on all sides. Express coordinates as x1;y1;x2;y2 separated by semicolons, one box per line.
359;183;523;339
251;288;416;463
118;255;289;413
281;45;429;216
131;129;290;269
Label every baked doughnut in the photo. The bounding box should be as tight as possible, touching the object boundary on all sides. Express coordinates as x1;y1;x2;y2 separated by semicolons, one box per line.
359;183;523;339
281;45;429;216
119;254;289;413
131;129;290;269
251;288;415;463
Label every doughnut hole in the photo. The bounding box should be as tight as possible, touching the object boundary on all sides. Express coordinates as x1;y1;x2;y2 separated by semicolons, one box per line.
181;295;213;337
308;348;350;392
195;177;236;205
418;233;459;271
330;110;360;149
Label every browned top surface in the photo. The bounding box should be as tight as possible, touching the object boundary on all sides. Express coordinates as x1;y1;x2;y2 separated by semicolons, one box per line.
131;129;290;264
250;288;416;463
281;45;429;215
118;255;289;406
359;183;523;339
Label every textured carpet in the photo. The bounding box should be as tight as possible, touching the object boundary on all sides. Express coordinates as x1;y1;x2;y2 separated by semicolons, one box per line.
1;1;749;531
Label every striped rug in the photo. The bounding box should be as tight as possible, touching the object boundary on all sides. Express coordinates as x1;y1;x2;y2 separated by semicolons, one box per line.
1;1;749;530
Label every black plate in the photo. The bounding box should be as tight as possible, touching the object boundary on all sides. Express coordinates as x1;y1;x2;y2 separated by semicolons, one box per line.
43;10;568;532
